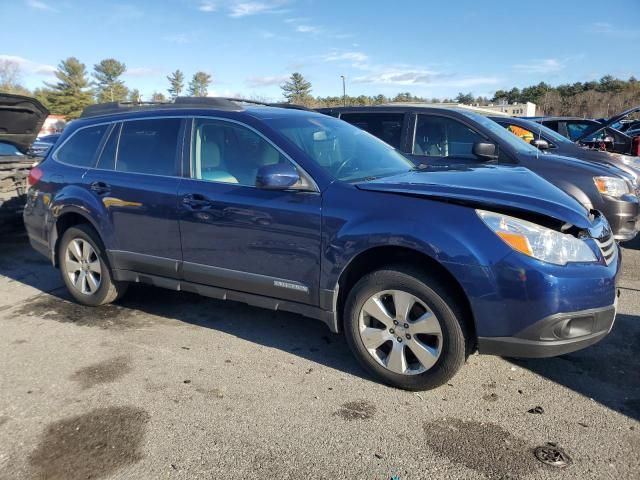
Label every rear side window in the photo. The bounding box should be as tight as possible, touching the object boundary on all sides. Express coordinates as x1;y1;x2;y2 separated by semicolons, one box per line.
115;119;181;176
55;125;109;167
339;113;404;149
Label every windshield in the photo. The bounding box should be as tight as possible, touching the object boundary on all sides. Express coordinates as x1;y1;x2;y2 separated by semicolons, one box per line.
268;114;414;182
458;110;540;155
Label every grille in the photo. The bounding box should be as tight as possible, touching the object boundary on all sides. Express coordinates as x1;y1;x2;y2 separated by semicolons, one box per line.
595;233;617;265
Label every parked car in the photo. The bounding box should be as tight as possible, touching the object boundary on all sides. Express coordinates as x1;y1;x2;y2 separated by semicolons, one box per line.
317;106;639;241
529;107;640;157
24;98;620;390
31;133;62;157
0;94;48;225
489;115;640;183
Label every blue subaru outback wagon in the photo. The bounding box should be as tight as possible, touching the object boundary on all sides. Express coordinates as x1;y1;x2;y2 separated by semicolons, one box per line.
24;98;620;390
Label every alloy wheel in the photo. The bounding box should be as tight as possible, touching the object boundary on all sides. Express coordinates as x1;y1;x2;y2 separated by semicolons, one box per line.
65;238;102;295
358;289;442;375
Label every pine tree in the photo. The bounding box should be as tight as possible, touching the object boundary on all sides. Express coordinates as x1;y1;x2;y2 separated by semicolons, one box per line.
281;72;312;105
167;70;185;98
128;89;141;103
93;58;128;103
43;57;94;119
188;72;211;97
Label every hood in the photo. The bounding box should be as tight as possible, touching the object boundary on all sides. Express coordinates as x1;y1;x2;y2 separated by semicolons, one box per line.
355;164;592;229
575;106;640;143
0;93;49;153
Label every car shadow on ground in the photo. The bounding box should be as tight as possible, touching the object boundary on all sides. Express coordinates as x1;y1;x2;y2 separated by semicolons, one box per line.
2;227;639;418
509;312;640;421
621;235;640;250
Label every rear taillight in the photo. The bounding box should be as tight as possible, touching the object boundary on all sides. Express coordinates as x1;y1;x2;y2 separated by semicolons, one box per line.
632;136;640;156
28;166;43;186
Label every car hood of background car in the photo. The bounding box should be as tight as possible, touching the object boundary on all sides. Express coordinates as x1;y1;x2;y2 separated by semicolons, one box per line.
575;105;640;143
0;93;49;154
355;164;592;228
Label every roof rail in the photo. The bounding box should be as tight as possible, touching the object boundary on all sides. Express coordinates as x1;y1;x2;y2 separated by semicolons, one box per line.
80;97;243;118
224;98;311;111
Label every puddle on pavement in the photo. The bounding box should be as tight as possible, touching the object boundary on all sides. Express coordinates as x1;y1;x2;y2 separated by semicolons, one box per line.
70;356;132;389
28;406;150;480
334;400;376;421
423;418;539;479
15;294;145;329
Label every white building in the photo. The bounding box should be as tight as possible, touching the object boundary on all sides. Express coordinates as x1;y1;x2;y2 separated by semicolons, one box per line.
475;102;537;117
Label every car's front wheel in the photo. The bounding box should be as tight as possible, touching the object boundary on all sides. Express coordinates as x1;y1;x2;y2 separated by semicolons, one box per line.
59;224;127;306
343;266;469;390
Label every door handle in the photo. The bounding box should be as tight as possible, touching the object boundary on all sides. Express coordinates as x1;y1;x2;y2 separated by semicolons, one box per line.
182;193;212;209
90;181;111;195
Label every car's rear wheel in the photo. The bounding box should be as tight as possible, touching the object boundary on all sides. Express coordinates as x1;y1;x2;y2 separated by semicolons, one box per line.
59;224;127;306
343;266;468;390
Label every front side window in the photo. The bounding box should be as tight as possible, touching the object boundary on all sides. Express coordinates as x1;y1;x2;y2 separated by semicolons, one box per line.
413;115;486;158
269;114;413;182
566;122;594;141
115;118;181;176
55;124;109;167
505;124;535;143
191;119;291;186
339;113;404;149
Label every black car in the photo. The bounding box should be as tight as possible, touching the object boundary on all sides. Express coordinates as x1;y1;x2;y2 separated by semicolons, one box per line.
489;115;640;184
0;94;48;225
529;107;640;157
317;106;639;241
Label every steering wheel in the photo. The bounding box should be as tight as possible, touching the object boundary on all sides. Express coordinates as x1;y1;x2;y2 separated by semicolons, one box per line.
333;155;359;178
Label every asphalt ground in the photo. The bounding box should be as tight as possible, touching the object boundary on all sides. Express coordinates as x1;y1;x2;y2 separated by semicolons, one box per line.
0;229;638;480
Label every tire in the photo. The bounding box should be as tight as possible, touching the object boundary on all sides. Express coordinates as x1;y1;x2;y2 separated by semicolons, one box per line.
343;265;469;391
58;224;127;306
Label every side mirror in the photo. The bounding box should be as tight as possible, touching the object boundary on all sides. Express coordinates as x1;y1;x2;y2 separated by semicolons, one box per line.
530;138;550;150
256;163;300;190
472;142;498;161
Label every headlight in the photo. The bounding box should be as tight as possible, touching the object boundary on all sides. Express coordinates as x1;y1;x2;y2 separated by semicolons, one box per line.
594;176;630;198
477;210;597;265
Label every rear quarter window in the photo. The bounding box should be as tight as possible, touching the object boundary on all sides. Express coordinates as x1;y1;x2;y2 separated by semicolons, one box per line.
339;113;404;149
55;125;109;167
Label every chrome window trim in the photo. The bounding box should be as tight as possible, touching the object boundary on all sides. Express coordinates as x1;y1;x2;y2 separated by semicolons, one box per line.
51;114;320;191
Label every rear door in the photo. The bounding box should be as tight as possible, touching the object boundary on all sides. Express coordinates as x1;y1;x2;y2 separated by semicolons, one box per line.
177;117;322;305
84;117;185;277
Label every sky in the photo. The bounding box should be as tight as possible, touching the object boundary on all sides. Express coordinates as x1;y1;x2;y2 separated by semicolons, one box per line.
1;0;639;101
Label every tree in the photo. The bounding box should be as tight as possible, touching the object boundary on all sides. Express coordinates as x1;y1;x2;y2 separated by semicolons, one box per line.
43;57;94;119
0;59;30;95
93;58;128;103
151;91;167;102
455;92;475;104
188;71;211;97
167;69;185;98
128;89;141;103
281;72;312;105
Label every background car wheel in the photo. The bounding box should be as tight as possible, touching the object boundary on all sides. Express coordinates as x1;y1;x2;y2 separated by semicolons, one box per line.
58;224;127;306
343;265;469;390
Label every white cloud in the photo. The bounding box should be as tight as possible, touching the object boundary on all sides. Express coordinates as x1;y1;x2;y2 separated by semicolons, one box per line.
246;75;288;87
589;22;639;39
25;0;57;12
198;1;217;12
296;24;320;33
322;51;368;63
229;1;286;17
513;58;563;74
164;33;192;44
0;54;56;76
352;63;500;88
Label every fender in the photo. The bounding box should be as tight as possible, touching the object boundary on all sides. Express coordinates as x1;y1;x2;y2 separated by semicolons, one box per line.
48;184;117;262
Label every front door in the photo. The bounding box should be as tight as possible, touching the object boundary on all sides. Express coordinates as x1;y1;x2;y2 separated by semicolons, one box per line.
178;118;322;305
85;117;185;277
